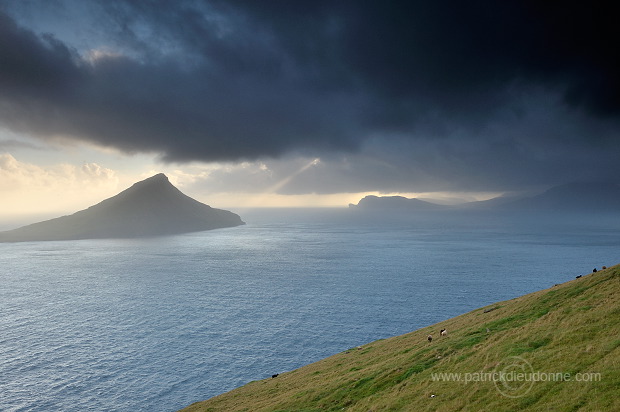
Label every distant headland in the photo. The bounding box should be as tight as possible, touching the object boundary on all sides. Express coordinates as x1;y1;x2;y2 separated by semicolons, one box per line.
0;173;244;242
349;181;620;213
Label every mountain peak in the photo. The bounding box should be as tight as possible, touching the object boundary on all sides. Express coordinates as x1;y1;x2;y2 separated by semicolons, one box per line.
130;173;171;188
113;173;169;196
145;173;169;182
0;174;244;242
143;173;168;181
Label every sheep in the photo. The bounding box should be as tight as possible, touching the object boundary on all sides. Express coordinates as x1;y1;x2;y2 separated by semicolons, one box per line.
440;329;447;337
427;335;433;343
602;266;607;270
593;268;597;273
576;275;582;279
271;374;279;378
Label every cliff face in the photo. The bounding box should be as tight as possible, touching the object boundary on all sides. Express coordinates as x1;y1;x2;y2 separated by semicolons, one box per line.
0;173;244;242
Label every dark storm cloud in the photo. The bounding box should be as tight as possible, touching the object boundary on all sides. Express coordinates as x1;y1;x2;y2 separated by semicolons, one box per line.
0;1;619;190
0;3;362;160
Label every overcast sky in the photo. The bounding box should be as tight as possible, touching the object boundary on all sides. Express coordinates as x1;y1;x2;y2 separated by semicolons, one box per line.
1;0;618;217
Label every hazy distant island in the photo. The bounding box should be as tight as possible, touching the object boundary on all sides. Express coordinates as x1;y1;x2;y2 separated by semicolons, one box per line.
350;181;620;213
0;173;244;242
349;195;446;212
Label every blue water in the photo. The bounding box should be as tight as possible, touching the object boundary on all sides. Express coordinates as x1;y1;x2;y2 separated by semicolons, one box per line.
1;209;618;411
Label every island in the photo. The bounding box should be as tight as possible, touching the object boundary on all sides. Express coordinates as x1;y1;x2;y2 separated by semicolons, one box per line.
348;181;620;213
0;173;244;242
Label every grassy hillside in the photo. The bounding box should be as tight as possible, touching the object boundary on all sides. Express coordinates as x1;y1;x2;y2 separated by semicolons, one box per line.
182;264;620;412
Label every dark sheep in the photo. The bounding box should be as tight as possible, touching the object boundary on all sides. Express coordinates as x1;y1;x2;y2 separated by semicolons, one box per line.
428;335;433;343
272;374;279;378
576;275;582;279
593;268;597;273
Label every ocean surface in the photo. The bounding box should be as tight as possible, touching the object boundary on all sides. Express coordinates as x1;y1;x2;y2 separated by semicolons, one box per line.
1;208;618;411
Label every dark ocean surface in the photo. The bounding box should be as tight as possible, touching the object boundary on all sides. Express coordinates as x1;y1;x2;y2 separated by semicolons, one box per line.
1;208;618;411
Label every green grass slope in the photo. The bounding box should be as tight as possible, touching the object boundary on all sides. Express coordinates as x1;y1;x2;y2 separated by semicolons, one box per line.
182;264;620;412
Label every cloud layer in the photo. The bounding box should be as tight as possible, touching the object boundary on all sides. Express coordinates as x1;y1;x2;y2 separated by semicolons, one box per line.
0;153;119;216
1;1;618;192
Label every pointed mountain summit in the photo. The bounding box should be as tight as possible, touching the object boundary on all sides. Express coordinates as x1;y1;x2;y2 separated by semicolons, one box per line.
0;173;244;242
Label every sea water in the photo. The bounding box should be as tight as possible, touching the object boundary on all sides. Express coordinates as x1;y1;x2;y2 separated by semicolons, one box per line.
1;209;618;411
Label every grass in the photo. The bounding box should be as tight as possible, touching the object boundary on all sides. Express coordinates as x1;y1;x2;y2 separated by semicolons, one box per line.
180;264;620;412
